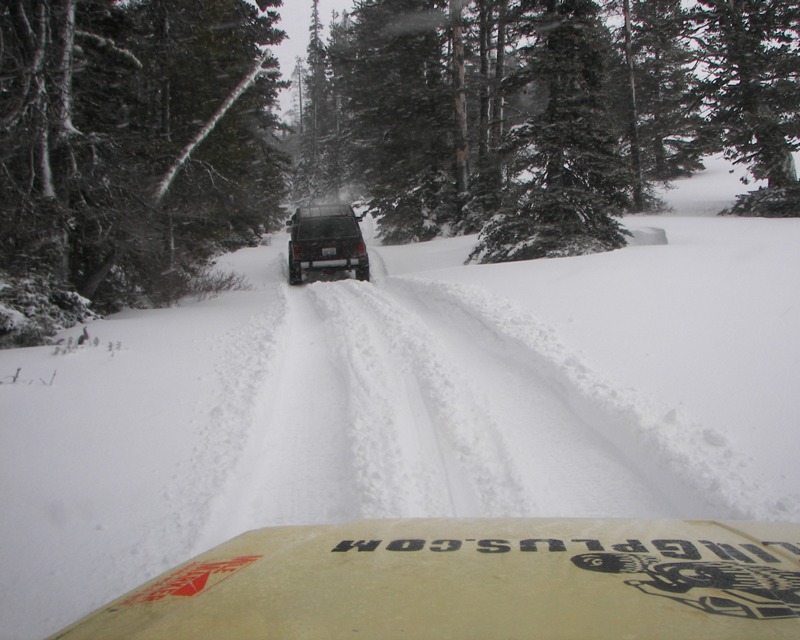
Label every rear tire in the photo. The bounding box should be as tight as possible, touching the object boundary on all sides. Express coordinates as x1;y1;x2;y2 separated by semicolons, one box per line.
288;256;302;286
356;265;370;282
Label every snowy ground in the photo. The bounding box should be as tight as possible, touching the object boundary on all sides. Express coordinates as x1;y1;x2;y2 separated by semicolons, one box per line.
2;156;800;639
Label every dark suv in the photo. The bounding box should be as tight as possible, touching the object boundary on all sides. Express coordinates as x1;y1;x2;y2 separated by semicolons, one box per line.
287;204;370;285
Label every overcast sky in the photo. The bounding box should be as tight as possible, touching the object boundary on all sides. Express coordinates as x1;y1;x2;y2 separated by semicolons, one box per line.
273;0;354;113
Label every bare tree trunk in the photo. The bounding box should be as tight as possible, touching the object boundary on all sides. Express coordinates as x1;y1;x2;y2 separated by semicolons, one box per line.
490;0;508;155
309;0;322;166
159;80;171;141
15;1;57;200
55;0;79;138
11;0;74;280
488;0;509;191
623;0;644;211
451;0;470;196
294;58;305;135
157;0;171;141
79;248;117;300
477;0;492;167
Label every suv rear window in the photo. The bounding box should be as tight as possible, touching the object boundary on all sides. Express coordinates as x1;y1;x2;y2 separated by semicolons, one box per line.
297;217;359;240
296;205;354;218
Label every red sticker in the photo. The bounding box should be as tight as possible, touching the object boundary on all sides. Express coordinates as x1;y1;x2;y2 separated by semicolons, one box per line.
122;555;262;606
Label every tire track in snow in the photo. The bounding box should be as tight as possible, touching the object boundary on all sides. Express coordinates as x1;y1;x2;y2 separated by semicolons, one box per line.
196;282;364;549
309;282;447;518
385;277;765;521
375;277;675;518
193;255;767;548
185;282;289;554
309;280;531;518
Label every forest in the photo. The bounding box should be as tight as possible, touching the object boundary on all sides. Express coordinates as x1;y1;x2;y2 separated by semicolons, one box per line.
1;0;799;347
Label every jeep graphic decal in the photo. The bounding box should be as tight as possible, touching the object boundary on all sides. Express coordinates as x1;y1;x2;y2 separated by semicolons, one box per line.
571;552;800;620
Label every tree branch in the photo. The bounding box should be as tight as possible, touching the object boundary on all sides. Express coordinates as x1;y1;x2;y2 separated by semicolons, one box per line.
154;50;273;204
75;30;143;69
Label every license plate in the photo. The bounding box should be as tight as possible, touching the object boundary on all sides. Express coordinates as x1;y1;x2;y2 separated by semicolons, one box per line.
322;247;337;257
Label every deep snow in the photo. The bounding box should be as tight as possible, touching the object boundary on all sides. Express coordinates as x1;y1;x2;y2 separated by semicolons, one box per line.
2;156;799;639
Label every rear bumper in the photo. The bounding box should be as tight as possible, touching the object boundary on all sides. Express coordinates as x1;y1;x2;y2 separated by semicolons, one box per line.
300;257;368;271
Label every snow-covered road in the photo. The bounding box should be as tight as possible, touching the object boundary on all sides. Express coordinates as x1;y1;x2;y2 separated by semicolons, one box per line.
3;174;800;638
194;242;758;553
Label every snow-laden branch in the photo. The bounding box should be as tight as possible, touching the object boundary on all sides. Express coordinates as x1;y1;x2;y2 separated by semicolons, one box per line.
75;30;143;69
154;51;273;204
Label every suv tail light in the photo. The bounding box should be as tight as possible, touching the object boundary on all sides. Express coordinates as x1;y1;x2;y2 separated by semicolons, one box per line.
357;241;367;257
292;244;301;260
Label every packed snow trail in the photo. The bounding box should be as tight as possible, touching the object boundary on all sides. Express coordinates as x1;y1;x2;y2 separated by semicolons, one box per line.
309;280;530;518
195;247;753;551
379;276;757;520
192;283;362;553
5;161;800;640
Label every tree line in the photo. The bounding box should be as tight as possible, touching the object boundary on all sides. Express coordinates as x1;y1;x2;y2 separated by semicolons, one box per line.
1;0;798;347
1;0;287;346
288;0;800;260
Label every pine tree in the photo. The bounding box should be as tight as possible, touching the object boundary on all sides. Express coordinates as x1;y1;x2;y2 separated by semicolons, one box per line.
331;0;455;244
458;0;512;234
1;0;88;279
125;0;288;303
627;0;707;182
66;0;148;303
602;0;707;211
620;0;646;211
1;0;289;336
690;0;800;189
471;0;630;263
294;1;349;202
0;0;149;297
322;11;357;200
297;0;327;196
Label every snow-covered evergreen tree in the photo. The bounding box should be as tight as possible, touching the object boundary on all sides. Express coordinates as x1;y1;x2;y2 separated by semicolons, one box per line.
458;0;512;234
0;0;288;344
330;0;455;244
296;0;327;199
627;0;707;182
690;0;800;190
471;0;630;263
601;0;708;211
293;2;352;203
